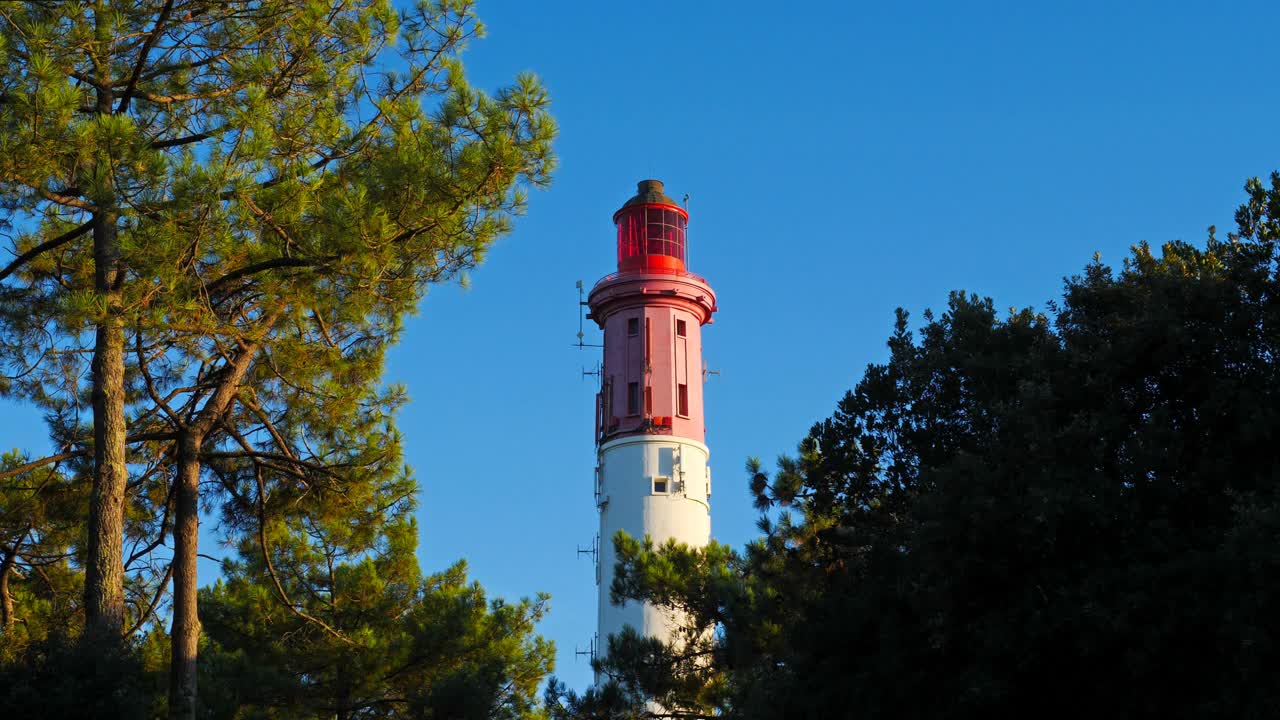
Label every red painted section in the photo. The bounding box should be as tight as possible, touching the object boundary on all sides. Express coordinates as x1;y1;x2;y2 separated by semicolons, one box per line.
620;253;685;274
589;186;716;445
613;203;689;273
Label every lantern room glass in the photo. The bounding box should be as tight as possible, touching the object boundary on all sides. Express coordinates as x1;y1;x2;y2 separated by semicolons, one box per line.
616;206;687;270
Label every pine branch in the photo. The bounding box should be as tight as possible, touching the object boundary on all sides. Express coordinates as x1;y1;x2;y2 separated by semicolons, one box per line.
125;83;246;105
8;175;96;211
150;126;224;149
0;451;82;481
239;397;301;464
205;257;328;294
136;323;185;425
116;0;176;115
203;449;336;475
124;561;172;637
252;463;355;646
125;479;175;570
0;429;178;482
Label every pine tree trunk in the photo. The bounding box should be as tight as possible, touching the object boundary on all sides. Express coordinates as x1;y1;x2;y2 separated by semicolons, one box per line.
84;209;127;639
0;544;15;633
168;430;202;720
167;312;277;719
83;5;128;641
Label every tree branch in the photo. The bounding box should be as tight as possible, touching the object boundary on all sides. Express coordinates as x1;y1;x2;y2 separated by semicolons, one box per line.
205;256;328;294
252;463;355;646
124;561;172;637
203;449;336;474
125;479;175;570
0;429;177;482
0;452;81;481
0;220;93;282
116;0;176;114
149;131;210;150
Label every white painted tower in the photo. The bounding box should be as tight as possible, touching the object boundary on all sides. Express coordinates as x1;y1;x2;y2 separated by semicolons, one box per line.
586;180;717;665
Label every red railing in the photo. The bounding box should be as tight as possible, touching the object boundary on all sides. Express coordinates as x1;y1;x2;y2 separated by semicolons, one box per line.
592;268;710;290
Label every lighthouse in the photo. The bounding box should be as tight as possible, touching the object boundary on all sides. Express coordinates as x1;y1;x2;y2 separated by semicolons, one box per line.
587;179;717;663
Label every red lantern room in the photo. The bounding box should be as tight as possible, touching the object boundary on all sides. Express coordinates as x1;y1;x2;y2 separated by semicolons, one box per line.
613;179;688;274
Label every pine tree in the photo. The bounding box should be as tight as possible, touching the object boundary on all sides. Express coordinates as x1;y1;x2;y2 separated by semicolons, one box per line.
0;2;554;716
200;480;554;719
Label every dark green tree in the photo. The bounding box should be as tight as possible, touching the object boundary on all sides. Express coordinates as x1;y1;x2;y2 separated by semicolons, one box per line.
553;173;1280;720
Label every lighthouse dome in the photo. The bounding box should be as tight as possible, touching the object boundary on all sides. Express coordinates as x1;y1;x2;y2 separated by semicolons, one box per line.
620;179;678;208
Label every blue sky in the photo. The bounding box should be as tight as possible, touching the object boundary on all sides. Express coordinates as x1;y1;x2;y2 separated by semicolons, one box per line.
4;0;1280;693
412;0;1280;690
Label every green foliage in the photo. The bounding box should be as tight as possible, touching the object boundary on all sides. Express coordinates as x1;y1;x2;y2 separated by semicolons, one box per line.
0;452;170;719
0;1;556;716
0;450;86;655
200;514;554;720
567;175;1280;719
0;630;161;719
0;0;556;453
545;535;734;718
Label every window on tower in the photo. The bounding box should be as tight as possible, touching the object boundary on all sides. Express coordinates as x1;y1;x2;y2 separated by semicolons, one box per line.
652;477;669;494
676;319;687;337
627;317;639;336
677;383;689;417
627;382;639;415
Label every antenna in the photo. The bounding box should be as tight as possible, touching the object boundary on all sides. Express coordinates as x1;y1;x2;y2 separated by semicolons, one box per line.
574;633;598;662
576;534;599;565
574;280;603;349
683;193;691;267
703;359;721;383
577;534;601;585
582;361;602;387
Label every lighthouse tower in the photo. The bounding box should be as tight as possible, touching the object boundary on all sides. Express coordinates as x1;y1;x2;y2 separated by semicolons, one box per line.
587;179;717;661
